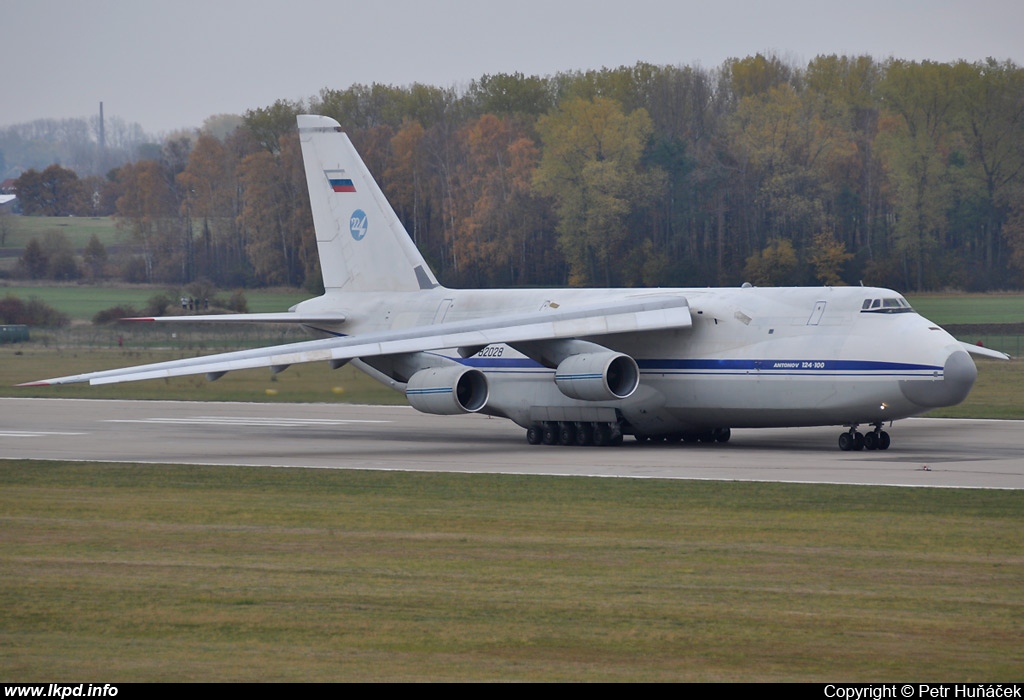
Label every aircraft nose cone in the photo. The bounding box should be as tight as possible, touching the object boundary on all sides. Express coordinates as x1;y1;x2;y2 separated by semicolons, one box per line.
899;349;977;408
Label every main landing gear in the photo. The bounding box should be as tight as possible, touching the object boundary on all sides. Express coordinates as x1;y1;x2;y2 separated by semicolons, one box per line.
525;422;733;447
838;423;891;452
526;421;623;447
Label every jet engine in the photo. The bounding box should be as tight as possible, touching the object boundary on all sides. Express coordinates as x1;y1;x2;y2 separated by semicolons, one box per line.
406;366;489;415
554;352;639;402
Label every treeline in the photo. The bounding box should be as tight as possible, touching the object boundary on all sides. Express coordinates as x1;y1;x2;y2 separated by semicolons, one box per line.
14;55;1024;291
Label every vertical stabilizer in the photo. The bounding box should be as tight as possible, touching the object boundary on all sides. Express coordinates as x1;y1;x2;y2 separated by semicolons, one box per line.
297;115;440;292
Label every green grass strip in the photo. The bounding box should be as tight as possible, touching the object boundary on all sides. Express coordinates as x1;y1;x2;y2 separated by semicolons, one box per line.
1;462;1021;681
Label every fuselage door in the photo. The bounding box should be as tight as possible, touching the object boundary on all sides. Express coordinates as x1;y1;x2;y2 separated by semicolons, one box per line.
807;301;827;326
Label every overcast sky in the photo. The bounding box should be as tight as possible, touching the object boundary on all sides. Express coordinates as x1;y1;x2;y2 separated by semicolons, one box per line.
3;0;1022;135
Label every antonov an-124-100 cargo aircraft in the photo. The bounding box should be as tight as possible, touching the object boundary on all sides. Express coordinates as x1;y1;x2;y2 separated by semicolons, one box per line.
22;115;1010;451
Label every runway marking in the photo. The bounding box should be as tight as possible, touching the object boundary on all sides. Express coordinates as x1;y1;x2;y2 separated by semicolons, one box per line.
104;416;391;428
0;431;86;438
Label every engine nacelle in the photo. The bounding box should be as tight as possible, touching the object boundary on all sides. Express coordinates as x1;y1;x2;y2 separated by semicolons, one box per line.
554;352;639;402
406;366;489;415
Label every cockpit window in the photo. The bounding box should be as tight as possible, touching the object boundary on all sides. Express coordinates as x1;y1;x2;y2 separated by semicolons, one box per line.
861;297;915;314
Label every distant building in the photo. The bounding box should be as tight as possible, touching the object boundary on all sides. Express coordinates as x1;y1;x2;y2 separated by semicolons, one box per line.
0;179;18;211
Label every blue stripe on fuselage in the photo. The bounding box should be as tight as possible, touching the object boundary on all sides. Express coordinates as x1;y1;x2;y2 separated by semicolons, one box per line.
459;357;941;373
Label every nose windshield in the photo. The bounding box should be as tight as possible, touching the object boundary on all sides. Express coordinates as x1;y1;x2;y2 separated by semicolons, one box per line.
861;297;915;314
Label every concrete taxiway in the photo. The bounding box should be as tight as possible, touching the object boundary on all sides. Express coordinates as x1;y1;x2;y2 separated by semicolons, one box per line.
1;397;1022;489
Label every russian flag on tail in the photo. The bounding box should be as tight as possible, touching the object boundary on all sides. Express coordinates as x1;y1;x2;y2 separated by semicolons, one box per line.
325;169;356;193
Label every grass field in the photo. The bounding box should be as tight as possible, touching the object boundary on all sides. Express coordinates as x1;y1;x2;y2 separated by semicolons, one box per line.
0;347;406;404
0;284;310;321
1;462;1020;682
906;293;1024;326
1;216;121;249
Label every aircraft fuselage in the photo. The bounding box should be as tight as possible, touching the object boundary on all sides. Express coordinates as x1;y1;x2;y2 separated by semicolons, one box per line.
293;284;973;435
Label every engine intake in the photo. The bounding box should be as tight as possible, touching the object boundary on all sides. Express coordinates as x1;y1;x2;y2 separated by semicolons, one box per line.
406;366;489;415
554;352;639;401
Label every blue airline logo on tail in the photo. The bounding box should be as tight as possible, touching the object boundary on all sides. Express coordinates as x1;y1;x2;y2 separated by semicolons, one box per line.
350;209;368;241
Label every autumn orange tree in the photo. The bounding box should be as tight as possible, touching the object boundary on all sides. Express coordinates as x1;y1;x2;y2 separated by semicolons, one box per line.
178;134;243;284
114;159;180;282
237;133;315;287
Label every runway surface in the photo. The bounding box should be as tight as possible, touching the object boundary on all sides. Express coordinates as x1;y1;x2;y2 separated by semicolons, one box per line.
2;397;1022;489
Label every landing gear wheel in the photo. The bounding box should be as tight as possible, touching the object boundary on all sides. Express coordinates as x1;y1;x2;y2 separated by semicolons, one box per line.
592;423;610;447
838;432;853;451
609;426;624;446
575;423;593;446
878;431;891;450
854;432;865;451
558;422;577;446
864;431;879;451
526;425;542;445
714;427;732;443
542;422;558;445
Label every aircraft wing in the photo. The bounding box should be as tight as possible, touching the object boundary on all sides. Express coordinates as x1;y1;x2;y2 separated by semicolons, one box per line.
960;341;1011;361
20;295;691;387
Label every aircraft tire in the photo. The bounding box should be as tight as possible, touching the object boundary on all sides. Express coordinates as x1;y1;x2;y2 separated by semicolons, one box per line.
879;431;891;450
526;425;542;445
854;432;865;451
592;423;610;447
838;432;853;451
609;425;623;445
542;423;558;445
864;431;879;450
558;422;576;446
576;423;593;446
714;427;732;443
